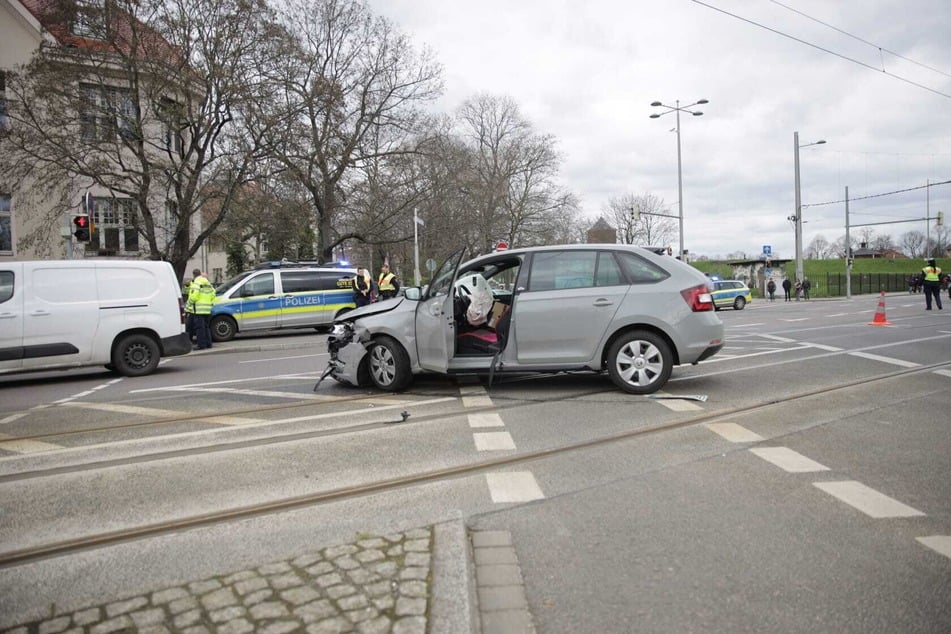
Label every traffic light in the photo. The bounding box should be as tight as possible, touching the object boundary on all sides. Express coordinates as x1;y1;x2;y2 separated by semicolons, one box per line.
73;215;91;241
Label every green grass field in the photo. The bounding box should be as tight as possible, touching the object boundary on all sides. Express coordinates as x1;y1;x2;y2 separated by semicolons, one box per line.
690;257;947;298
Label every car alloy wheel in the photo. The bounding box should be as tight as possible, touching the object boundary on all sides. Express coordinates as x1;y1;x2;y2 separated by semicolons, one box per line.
367;336;412;391
607;330;672;395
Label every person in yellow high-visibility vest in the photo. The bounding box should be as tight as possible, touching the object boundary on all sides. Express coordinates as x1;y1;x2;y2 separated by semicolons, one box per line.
377;263;400;301
922;258;943;311
188;269;216;348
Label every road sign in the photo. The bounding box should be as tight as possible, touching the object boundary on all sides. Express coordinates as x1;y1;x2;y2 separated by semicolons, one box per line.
425;258;437;272
495;240;508;251
763;245;772;255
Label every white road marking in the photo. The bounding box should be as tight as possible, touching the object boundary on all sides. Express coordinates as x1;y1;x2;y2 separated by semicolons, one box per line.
486;472;545;503
462;395;494;408
172;387;365;401
0;412;30;425
728;323;764;328
916;536;951;560
61;401;264;425
827;313;849;317
701;344;812;363
749;447;830;472
654;398;704;412
459;385;487;395
474;431;516;451
848;352;920;368
804;343;843;352
813;481;925;518
240;353;328;363
468;413;505;428
781;318;810;322
0;435;64;454
759;334;797;343
706;423;764;443
933;369;951;379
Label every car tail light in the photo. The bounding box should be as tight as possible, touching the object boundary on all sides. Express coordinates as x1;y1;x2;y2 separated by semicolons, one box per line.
178;297;186;324
681;284;714;312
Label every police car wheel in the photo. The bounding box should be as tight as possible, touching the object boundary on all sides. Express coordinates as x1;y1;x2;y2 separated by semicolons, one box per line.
211;316;237;342
112;333;161;377
367;336;412;391
734;296;746;310
606;330;672;395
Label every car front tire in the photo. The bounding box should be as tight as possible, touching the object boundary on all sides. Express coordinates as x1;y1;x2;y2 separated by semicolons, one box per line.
111;333;161;377
734;296;746;310
606;330;673;395
367;336;412;391
211;315;237;342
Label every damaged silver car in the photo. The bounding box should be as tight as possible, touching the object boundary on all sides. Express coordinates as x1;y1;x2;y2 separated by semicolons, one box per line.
320;245;724;394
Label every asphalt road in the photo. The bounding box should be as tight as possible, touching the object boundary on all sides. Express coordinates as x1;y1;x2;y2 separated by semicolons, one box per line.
1;292;949;631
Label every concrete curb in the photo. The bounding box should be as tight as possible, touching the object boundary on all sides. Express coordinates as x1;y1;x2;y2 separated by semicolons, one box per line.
431;517;477;634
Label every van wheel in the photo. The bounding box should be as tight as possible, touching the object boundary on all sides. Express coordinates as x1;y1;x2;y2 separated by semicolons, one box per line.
606;330;672;395
211;316;237;342
367;336;412;391
734;296;746;310
112;334;161;377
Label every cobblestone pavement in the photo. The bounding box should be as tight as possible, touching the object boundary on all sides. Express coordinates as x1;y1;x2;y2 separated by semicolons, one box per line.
3;528;437;634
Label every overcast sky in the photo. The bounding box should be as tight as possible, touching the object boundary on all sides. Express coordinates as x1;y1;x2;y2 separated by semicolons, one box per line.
366;0;951;260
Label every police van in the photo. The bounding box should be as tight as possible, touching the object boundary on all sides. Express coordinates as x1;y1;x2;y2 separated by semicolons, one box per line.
210;264;357;341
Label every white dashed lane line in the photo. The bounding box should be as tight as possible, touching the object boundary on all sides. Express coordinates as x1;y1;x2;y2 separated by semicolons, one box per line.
706;422;764;443
473;432;516;451
485;472;545;503
813;481;925;519
917;536;951;560
749;447;830;472
468;412;505;428
847;351;920;368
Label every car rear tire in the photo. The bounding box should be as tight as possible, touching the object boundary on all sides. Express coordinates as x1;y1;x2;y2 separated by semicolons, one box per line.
211;315;237;342
606;330;672;395
367;336;412;391
734;296;746;310
111;333;161;377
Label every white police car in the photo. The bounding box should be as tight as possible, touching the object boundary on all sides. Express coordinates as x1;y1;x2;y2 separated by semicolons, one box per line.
710;279;752;310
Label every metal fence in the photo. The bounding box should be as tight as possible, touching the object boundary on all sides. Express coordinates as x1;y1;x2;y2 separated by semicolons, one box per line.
824;273;910;297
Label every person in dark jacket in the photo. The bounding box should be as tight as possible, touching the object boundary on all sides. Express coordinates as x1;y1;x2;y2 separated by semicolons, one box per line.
766;279;776;302
781;277;792;302
352;268;372;307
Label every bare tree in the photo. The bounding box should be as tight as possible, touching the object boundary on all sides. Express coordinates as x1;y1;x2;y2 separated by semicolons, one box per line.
3;0;278;280
264;0;443;261
806;234;834;259
856;227;876;247
455;94;577;251
871;233;893;253
900;230;926;258
605;193;675;247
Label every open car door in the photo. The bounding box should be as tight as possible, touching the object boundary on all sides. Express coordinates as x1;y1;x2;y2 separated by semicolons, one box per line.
416;248;466;372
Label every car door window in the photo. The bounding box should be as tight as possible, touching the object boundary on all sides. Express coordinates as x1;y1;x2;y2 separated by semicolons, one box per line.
0;271;13;303
529;251;596;291
596;252;624;287
240;273;274;297
615;252;670;284
280;271;320;293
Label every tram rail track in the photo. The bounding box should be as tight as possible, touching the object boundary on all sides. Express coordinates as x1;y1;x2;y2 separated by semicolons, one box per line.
1;359;947;569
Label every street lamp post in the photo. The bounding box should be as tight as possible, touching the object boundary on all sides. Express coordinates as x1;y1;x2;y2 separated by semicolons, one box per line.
793;131;826;283
650;98;708;261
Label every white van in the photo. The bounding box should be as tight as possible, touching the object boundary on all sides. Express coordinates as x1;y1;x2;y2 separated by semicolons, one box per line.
0;260;191;377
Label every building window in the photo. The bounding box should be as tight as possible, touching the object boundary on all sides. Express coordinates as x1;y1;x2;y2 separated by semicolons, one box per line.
0;194;11;253
72;0;107;40
0;72;9;131
88;197;139;254
80;84;138;142
157;98;184;154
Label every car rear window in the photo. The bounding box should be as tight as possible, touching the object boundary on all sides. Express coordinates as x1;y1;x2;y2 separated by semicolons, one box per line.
615;252;669;284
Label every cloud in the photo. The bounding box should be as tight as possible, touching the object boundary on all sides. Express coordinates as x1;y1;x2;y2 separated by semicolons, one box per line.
370;0;951;259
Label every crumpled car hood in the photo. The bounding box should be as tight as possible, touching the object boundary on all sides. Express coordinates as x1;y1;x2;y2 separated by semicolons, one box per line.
337;297;406;322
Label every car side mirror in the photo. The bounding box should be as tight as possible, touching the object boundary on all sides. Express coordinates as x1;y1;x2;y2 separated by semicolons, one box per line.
404;287;421;300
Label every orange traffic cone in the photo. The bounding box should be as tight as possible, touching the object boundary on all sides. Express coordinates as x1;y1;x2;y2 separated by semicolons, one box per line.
869;291;893;326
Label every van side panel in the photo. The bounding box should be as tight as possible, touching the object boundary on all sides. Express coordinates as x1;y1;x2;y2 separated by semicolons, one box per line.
21;264;98;369
0;264;24;371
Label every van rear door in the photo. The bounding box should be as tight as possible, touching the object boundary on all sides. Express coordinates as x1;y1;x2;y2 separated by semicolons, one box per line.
0;264;24;372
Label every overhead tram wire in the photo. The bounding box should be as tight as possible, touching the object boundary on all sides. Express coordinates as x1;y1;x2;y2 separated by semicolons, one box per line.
803;178;951;208
767;0;951;80
690;0;951;100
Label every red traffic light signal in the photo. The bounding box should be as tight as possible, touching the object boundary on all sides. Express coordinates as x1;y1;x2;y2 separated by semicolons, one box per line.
73;215;91;241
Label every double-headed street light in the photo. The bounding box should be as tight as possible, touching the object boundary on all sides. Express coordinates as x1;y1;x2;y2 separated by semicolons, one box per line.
650;98;708;261
793;131;826;283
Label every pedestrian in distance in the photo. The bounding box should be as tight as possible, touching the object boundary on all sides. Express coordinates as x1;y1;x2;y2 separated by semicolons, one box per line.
188;269;216;349
183;276;197;343
795;279;803;301
766;279;776;302
921;258;943;310
782;277;791;302
352;267;372;307
376;263;400;301
802;277;811;300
